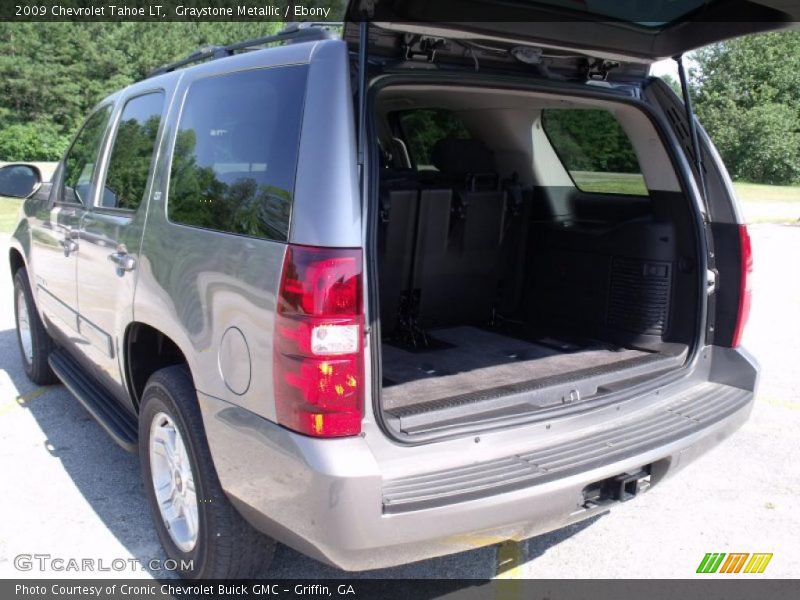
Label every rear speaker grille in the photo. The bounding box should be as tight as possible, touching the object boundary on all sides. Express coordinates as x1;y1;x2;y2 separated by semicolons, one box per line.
608;258;671;335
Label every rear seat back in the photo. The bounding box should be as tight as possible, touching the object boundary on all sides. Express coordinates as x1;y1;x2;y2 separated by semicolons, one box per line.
412;139;508;328
377;170;419;335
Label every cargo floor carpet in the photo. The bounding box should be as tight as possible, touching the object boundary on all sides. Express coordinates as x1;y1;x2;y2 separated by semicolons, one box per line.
381;326;650;411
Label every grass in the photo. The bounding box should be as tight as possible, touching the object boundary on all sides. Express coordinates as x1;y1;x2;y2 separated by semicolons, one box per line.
731;181;800;204
571;171;800;209
744;216;800;225
0;197;22;234
570;171;649;196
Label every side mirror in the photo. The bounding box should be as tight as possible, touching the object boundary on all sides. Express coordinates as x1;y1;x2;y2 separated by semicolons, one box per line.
0;164;43;199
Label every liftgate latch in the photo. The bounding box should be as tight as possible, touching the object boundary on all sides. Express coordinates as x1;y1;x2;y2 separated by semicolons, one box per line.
586;58;620;81
403;35;447;62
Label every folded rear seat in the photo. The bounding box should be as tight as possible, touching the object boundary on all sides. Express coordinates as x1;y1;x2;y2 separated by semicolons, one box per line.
412;139;508;329
377;169;419;336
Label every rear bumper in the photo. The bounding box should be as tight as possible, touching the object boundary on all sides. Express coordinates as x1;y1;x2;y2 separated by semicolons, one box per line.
198;346;757;571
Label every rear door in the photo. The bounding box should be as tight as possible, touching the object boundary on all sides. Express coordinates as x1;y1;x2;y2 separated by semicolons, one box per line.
643;76;748;348
74;89;167;403
346;0;794;63
31;105;113;336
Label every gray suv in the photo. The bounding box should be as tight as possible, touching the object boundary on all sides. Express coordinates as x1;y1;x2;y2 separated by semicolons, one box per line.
4;3;787;579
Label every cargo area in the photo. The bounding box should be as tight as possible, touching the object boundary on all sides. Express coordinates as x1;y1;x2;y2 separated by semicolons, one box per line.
382;326;676;409
373;85;701;435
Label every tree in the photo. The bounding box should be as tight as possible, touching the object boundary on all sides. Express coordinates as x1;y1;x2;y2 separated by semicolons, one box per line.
660;73;682;96
691;31;800;184
0;121;69;161
543;109;641;173
0;21;289;161
400;109;472;166
726;103;800;184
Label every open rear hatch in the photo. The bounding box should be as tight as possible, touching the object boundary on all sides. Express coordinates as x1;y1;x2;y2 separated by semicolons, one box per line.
348;1;792;440
346;0;795;64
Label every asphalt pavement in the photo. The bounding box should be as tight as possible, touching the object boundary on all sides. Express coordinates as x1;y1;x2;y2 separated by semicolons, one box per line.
0;225;797;580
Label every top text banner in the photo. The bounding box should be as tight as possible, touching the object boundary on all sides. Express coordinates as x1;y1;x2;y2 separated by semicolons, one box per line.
3;1;796;23
3;1;345;22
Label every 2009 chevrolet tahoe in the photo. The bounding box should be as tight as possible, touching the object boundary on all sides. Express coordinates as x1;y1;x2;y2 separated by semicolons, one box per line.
4;1;784;579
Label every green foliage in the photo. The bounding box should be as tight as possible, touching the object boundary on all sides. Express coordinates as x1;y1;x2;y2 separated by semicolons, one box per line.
727;103;800;185
543;109;641;173
660;74;682;96
168;130;292;241
400;109;471;167
0;22;286;162
104;114;161;209
691;31;800;185
569;172;648;196
0;121;69;161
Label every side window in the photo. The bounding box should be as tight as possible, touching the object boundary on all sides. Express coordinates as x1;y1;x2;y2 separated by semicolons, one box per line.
542;109;648;196
168;65;308;241
399;109;471;170
61;105;112;204
100;92;165;211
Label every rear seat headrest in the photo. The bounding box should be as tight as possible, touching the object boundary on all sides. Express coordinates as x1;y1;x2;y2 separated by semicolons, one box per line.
431;138;496;176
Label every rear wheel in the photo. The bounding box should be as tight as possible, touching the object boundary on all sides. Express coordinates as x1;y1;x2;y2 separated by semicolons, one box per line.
139;365;276;579
13;267;57;385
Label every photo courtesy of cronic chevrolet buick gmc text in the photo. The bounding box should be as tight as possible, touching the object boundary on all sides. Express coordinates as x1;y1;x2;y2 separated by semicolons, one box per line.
3;1;792;579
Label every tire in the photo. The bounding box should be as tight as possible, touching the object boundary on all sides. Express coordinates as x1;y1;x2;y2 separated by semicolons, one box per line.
139;365;276;579
13;267;57;385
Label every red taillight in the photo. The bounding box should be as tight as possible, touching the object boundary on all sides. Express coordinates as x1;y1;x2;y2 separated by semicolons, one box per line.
274;245;363;437
731;224;752;348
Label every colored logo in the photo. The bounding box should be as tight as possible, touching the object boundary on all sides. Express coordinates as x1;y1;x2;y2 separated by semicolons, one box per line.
696;553;773;574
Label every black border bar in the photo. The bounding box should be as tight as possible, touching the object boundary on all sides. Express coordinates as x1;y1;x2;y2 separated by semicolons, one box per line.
4;579;800;600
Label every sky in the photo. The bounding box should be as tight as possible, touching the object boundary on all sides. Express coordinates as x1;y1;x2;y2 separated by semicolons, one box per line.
650;58;679;78
650;55;701;80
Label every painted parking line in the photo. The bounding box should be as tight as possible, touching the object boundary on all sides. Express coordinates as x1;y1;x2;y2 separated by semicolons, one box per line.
496;540;524;579
0;384;56;417
447;533;527;579
757;395;800;410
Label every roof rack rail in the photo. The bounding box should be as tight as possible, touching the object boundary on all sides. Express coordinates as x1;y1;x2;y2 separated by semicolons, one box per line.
146;22;341;79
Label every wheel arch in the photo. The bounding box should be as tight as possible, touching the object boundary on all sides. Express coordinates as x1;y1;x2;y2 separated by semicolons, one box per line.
124;322;194;412
9;246;25;277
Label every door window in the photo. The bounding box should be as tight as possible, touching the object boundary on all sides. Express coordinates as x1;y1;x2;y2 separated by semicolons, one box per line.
100;92;165;211
61;105;112;205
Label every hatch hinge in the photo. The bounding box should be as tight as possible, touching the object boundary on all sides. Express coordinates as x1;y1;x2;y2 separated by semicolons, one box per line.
356;0;376;18
586;58;619;81
403;34;447;63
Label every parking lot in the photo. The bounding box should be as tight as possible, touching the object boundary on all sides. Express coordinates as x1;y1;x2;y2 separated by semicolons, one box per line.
0;224;798;580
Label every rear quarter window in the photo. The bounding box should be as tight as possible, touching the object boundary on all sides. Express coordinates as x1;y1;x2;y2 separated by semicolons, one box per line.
167;65;308;241
542;108;648;196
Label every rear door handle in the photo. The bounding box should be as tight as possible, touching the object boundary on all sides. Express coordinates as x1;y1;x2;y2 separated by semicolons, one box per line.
60;239;78;256
108;251;136;273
